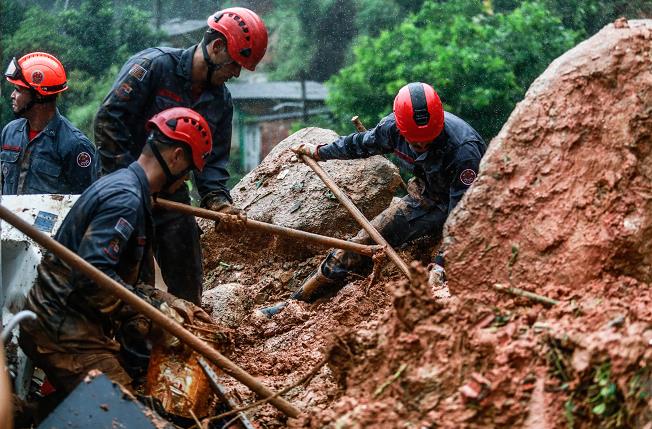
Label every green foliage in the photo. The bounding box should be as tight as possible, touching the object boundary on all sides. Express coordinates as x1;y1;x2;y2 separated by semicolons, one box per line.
326;0;579;140
541;0;652;36
268;0;428;81
268;0;357;81
0;0;163;137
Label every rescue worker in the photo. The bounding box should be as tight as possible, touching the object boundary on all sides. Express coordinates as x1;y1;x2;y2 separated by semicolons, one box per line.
261;82;486;316
19;107;214;398
1;52;98;195
94;7;268;304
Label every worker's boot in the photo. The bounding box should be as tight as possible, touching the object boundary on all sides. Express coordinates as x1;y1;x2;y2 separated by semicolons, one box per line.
290;269;336;302
256;270;336;318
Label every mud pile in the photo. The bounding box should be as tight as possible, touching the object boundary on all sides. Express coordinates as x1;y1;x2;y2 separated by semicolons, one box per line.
201;19;652;428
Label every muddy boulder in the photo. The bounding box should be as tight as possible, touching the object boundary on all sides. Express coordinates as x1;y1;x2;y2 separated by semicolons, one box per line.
445;19;652;298
202;282;252;328
206;127;402;259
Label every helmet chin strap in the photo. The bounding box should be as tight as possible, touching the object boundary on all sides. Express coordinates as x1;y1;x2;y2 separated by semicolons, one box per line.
13;89;38;118
14;90;56;118
147;135;189;192
201;41;224;86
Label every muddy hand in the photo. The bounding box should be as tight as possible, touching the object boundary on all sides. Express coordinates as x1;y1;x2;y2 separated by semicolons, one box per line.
290;143;321;160
170;298;213;324
209;201;247;234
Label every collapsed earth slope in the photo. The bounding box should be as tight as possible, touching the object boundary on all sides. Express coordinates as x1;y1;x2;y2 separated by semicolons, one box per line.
201;19;652;429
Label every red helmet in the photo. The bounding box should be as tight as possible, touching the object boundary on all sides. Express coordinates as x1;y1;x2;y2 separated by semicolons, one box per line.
207;7;268;71
393;82;444;143
146;107;213;171
4;52;68;96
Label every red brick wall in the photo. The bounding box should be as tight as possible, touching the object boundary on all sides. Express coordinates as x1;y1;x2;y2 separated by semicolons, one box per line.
260;119;294;159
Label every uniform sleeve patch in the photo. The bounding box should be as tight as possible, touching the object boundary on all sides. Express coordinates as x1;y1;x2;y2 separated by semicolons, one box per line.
114;217;134;240
103;238;121;261
460;169;477;186
114;82;133;101
76;151;92;168
128;64;148;81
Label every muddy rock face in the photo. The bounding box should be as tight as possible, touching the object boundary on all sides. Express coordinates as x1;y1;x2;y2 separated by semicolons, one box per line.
446;19;652;297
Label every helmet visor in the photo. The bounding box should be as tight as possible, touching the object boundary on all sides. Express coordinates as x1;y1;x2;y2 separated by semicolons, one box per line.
4;57;22;81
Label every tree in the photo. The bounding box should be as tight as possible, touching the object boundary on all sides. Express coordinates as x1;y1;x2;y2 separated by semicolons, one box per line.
0;0;163;134
267;0;357;81
542;0;652;36
327;1;579;140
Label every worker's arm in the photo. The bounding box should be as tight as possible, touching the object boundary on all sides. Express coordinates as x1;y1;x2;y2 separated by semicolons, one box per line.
447;141;484;214
317;115;398;161
74;190;152;313
291;116;396;160
94;57;157;175
197;89;234;207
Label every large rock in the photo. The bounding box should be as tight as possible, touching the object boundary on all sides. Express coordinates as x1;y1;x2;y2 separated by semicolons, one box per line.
445;20;652;296
202;283;251;328
219;127;402;258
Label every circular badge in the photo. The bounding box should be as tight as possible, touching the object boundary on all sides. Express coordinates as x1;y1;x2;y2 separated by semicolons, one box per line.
460;168;477;186
77;152;92;168
31;70;44;84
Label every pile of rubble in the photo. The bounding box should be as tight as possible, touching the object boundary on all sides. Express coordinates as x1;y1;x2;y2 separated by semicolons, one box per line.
199;19;652;428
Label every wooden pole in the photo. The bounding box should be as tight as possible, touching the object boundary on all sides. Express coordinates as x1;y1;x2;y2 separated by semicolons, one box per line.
0;204;301;418
154;198;380;257
351;116;367;132
299;155;412;280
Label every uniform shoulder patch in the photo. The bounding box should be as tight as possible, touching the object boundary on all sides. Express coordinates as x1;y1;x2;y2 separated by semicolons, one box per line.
77;151;92;168
460;168;477;186
114;217;134;240
103;238;121;261
128;63;148;81
114;82;133;101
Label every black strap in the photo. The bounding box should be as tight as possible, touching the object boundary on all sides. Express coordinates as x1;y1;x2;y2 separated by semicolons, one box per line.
39;82;67;93
201;41;222;85
408;83;430;126
147;135;185;186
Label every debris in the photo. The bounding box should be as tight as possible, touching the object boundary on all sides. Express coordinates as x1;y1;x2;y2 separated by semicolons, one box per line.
373;364;407;398
493;283;560;306
39;372;174;428
145;328;214;419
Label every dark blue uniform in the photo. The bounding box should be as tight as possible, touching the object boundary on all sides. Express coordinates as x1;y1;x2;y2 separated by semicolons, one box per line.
94;45;234;304
19;162;157;392
316;112;486;281
0;109;98;195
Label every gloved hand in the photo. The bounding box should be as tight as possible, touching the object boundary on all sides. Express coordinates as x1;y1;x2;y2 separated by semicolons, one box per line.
290;143;321;160
429;250;447;288
121;314;152;339
156;302;185;348
204;197;247;234
427;263;446;288
169;298;213;325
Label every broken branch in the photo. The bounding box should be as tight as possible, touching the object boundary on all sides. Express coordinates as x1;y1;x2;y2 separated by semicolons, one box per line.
196;344;335;428
493;283;560;306
373;363;407;398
